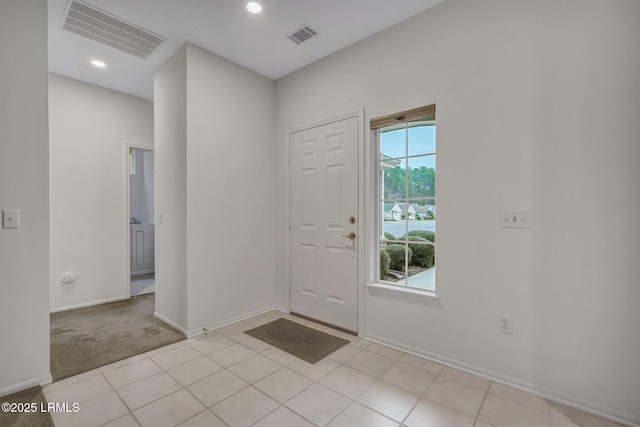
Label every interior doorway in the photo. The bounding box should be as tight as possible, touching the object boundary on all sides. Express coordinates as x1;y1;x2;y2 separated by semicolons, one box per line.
126;145;155;297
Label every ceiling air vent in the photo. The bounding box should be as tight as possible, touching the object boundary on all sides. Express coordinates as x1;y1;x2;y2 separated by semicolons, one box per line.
287;25;319;45
61;0;166;59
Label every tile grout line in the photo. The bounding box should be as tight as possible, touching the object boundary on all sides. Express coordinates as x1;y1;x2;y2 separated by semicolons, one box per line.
124;338;256;425
398;365;440;426
107;334;252;426
473;380;492;426
54;311;581;427
206;318;332;426
56;315;365;426
206;329;388;426
244;320;361;426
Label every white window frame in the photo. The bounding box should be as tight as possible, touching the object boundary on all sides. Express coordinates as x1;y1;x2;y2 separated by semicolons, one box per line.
129;147;136;175
367;106;437;301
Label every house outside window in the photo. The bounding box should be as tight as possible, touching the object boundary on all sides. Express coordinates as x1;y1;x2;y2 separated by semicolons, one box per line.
372;105;435;291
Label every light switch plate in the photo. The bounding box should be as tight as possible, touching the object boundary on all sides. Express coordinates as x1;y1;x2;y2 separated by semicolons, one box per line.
500;210;530;228
2;209;20;228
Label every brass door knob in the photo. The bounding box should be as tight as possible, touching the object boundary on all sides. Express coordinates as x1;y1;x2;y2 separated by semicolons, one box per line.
341;232;356;241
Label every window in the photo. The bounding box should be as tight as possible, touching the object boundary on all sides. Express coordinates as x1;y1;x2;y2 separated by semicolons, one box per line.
372;105;435;290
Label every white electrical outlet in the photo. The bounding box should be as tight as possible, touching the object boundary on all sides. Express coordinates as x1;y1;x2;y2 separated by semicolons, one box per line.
499;315;513;334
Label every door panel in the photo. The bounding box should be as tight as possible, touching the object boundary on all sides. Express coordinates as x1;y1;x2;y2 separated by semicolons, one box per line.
290;116;359;331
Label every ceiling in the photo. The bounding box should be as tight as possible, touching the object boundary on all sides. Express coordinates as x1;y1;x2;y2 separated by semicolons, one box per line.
48;0;446;100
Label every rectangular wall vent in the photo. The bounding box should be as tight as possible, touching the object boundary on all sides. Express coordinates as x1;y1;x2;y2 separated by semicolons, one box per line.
287;25;319;45
61;0;166;59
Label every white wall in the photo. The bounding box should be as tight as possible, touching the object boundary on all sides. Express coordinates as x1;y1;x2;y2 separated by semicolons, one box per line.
275;0;640;423
0;0;50;395
130;149;154;225
154;43;277;334
185;44;277;331
49;74;153;311
154;45;188;329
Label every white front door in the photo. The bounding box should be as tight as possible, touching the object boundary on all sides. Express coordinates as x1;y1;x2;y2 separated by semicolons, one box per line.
290;116;359;332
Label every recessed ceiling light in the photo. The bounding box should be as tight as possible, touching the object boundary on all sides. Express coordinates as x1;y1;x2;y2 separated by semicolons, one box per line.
91;60;106;68
246;2;262;14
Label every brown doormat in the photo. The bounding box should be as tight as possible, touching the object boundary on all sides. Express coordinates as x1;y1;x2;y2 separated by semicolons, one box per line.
244;318;350;364
50;294;185;381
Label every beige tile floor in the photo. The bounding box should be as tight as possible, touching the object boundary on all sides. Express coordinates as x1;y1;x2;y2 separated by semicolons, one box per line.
43;311;624;427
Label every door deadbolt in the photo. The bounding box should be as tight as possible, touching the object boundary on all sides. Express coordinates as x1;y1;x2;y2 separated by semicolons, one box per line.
349;216;356;224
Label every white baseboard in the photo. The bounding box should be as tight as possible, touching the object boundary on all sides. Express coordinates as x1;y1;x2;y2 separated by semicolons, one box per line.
272;305;287;313
131;269;154;276
50;296;129;313
364;333;639;427
153;311;188;336
185;305;286;338
153;306;285;338
0;374;52;398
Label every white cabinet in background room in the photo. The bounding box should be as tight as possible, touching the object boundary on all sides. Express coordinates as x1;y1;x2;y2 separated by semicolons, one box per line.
131;223;154;275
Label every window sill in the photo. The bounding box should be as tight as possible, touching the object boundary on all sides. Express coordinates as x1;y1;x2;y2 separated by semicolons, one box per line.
365;282;438;304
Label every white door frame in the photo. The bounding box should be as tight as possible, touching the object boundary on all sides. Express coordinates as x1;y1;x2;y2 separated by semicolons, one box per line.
287;109;365;336
123;141;154;299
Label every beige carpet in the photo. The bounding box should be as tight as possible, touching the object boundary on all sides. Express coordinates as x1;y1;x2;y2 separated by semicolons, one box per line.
50;294;185;381
0;386;54;427
244;318;350;364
